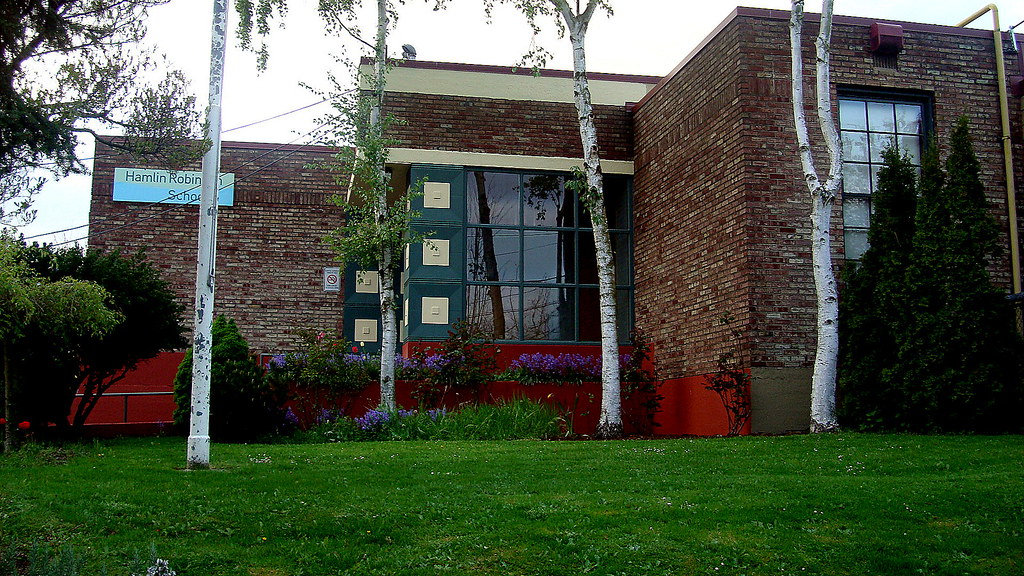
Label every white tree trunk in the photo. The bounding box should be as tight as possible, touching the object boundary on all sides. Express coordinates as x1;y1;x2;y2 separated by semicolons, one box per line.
372;0;397;411
790;0;840;433
556;0;622;438
188;0;228;469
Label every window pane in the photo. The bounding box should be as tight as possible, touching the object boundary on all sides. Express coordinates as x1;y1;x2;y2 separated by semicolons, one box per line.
467;171;520;225
524;230;575;283
842;131;869;162
844;229;869;260
869;133;896;163
867;101;895;132
898;135;921;165
465;285;520;340
843;198;871;228
605;176;630;230
843;163;871;195
613;232;630;285
617;289;632;342
578;231;598;284
839;99;867;130
895;103;922;135
523;286;575;341
522;174;570;227
467;228;519;281
578;287;600;341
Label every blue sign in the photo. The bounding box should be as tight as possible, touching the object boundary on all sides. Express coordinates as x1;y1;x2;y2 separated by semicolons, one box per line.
113;168;235;206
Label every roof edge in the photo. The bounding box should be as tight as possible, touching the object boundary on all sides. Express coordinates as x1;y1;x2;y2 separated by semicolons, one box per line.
360;56;663;85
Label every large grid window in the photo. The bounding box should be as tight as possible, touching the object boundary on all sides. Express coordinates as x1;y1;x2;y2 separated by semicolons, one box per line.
839;95;926;259
464;170;632;342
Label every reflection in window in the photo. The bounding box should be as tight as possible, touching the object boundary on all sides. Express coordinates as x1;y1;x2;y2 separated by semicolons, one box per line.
465;285;519;340
464;170;633;342
467;228;518;282
523;286;574;340
839;96;926;259
524;230;575;283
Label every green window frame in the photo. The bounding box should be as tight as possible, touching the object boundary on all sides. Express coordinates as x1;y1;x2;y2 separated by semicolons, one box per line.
463;169;633;343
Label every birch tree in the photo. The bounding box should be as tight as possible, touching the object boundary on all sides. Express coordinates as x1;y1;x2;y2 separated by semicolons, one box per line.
236;0;443;412
484;0;622;438
789;0;841;432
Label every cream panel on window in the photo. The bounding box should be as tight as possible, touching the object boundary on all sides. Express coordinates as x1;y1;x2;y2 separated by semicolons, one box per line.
423;239;450;267
355;270;380;294
354;319;379;343
423;182;451;209
421;297;450;325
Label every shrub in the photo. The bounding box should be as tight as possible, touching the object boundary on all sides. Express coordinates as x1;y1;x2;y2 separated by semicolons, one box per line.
410;320;498;407
304;398;560;442
268;329;375;427
703;315;751;436
172;316;287;442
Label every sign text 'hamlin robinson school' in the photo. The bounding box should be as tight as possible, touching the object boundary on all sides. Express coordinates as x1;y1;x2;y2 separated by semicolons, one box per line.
113;168;236;206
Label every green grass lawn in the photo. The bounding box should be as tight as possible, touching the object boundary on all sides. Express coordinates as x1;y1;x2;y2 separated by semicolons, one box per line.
1;434;1021;576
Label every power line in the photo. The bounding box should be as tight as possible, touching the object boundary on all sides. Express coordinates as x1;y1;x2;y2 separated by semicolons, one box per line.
24;93;351;243
223;99;329;133
44;119;344;246
28;120;334;239
27;99;333;169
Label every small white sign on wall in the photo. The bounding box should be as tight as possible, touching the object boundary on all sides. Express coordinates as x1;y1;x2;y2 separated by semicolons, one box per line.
323;267;341;292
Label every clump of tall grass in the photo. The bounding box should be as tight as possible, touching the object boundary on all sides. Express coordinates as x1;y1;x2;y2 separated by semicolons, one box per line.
0;541;174;576
303;397;562;442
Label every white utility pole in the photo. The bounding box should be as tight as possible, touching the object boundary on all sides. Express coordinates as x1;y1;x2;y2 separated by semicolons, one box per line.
187;0;228;470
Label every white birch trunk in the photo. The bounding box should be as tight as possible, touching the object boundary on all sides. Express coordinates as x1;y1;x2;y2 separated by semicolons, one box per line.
555;0;622;438
789;0;840;433
371;0;397;412
188;0;228;469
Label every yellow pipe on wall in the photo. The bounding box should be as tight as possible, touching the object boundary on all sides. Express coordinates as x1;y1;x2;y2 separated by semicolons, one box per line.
957;4;1021;297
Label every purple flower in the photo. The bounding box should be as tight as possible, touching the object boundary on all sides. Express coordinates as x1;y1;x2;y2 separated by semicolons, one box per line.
355;409;391;430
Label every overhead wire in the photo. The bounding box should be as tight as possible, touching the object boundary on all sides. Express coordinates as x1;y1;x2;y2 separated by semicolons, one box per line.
24;99;332;170
44;118;344;246
22;96;344;244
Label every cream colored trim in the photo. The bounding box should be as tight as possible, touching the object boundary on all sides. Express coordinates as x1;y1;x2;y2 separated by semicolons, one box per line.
364;65;654;106
387;148;634;175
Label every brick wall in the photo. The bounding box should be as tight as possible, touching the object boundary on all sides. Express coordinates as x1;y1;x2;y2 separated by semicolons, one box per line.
633;21;754;379
384;91;633;161
88;140;348;354
634;9;1024;383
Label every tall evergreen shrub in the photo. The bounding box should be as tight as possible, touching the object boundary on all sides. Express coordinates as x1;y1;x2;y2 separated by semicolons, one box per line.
898;118;1023;432
173;316;287;441
838;144;918;429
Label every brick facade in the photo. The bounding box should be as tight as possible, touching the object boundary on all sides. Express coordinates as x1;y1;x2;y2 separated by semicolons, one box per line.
88;141;348;353
384;91;634;161
633;9;1024;431
85;8;1024;434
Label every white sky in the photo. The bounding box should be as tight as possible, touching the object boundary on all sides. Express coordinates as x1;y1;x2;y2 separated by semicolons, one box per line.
11;0;1024;245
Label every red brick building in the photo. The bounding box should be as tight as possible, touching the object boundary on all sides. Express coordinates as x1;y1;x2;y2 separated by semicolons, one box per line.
88;7;1023;434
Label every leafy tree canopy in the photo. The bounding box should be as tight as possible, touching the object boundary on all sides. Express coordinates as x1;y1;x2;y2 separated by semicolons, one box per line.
18;242;187;429
0;0;207;226
1;234;122;437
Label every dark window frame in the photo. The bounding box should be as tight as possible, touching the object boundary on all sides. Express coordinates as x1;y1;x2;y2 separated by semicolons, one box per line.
837;88;933;260
463;168;634;343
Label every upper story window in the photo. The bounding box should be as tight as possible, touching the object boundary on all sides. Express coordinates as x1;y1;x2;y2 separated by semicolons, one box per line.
464;170;633;343
839;94;928;259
